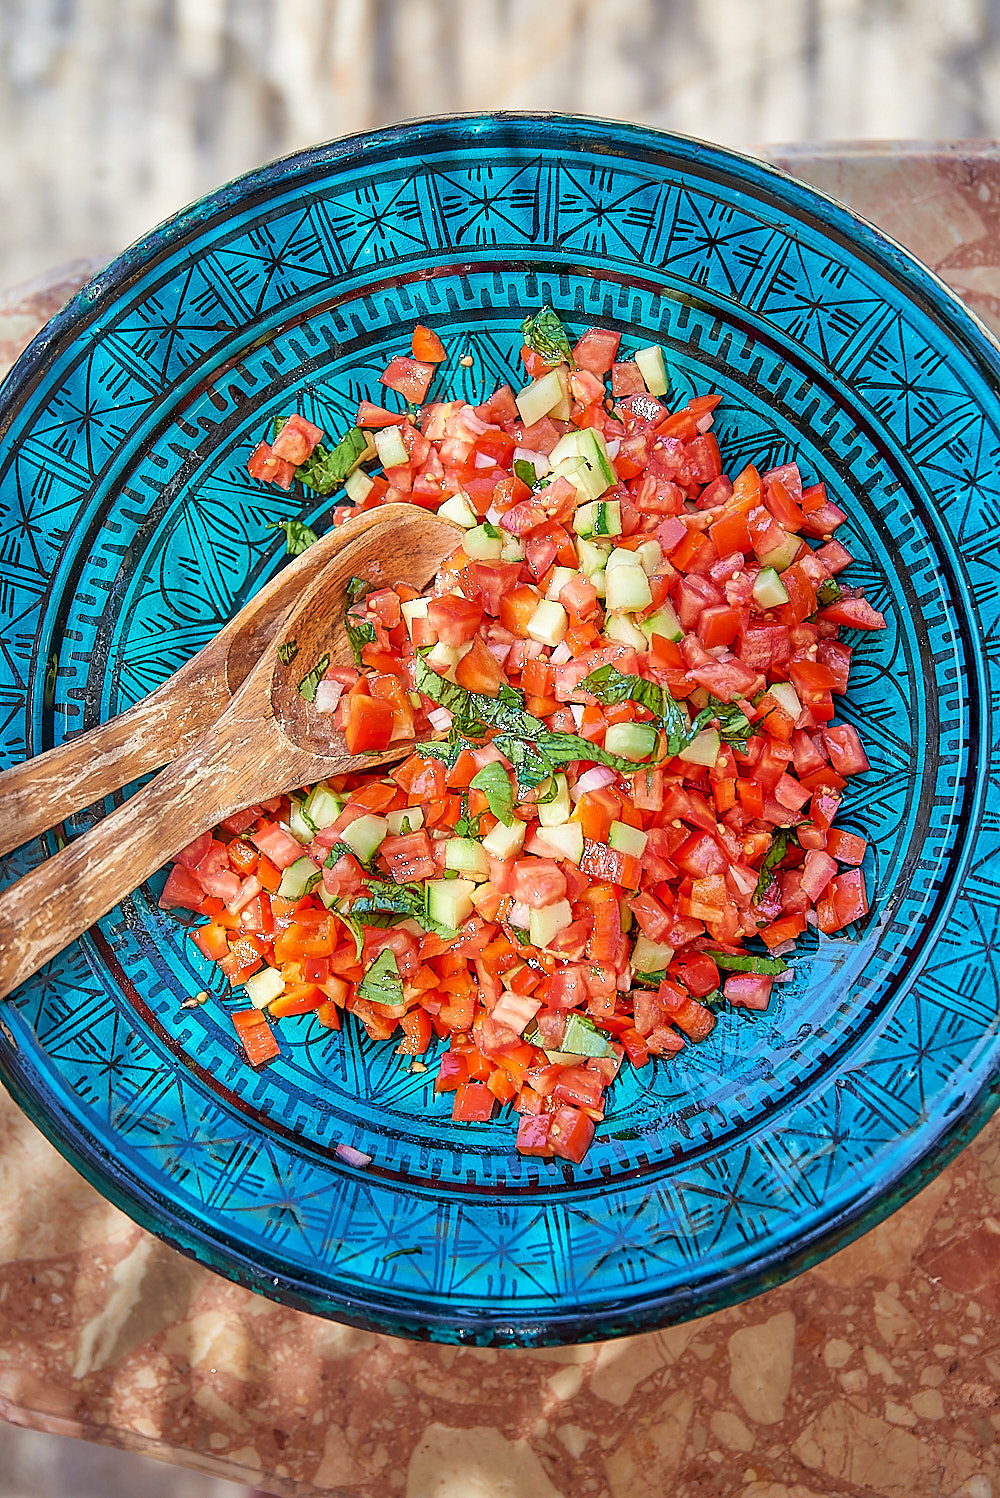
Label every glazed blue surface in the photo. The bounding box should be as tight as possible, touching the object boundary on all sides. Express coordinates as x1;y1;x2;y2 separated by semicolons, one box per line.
0;115;995;1345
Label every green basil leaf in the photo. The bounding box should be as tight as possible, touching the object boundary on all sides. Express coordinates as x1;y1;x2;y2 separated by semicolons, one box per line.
272;519;318;555
470;762;515;826
705;950;789;975
753;830;791;905
817;578;843;606
297;652;330;703
344;575;377;669
580;664;692;754
520;305;574;366
277;640;299;666
632;969;666;988
295;427;370;495
513;458;539;488
358;948;405;1007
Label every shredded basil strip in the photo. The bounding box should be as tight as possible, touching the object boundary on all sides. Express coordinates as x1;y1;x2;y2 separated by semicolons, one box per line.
295;427;370;495
817;578;843;606
344;575;377;668
297;652;330;703
272;519;318;556
753;829;793;905
277;640;299;665
632;969;667;988
582;665;752;755
520;305;575;366
346;873;459;940
482;519;502;540
705;950;789;975
358;948;405;1007
513;458;539;488
470;762;515;826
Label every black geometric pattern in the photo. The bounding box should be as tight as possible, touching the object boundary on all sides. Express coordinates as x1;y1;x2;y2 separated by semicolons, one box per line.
0;118;995;1344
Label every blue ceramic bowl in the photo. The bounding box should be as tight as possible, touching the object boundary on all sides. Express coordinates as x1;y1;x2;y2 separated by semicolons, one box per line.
0;115;996;1346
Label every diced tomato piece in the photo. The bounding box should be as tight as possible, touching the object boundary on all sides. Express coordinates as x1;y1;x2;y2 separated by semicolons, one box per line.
548;1105;595;1164
381;355;435;403
427;593;483;646
452;1082;496;1122
233;1010;279;1066
455;635;505;696
411;325;446;362
822;724;870;776
724;974;773;1011
271;412;324;464
825;828;867;864
246;440;295;489
382;830;437;883
573;327;621;375
344;693;395;755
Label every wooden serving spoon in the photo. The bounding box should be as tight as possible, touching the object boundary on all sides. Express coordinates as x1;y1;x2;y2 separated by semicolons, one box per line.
0;504;397;860
0;505;459;1002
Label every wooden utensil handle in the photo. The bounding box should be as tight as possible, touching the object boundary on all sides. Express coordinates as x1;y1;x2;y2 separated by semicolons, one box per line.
0;728;308;1002
0;683;220;861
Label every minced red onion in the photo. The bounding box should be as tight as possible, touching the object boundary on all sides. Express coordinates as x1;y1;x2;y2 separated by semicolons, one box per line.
605;437;621;459
487;642;512;664
695;413;714;433
570;703;585;728
575;764;617;794
335;1142;372;1168
509;901;531;928
771;969;796;984
728;864;758;897
513;447;549;477
549;641;573;665
314;680;344;714
768;938;798;958
427;706;453;731
457;408;491;437
522;639;545;658
474;452;497;468
805;909;818;927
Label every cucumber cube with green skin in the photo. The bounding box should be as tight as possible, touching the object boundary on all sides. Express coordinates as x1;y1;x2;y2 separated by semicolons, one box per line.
302;783;344;830
341;813;389;863
537;774;571;827
277;855;323;899
436;491;479;528
373;425;409;469
500;536;526;562
604;563;653;614
244;966;285;1009
604;614;649;651
677;727;721;767
554;455;605;505
636;539;664;574
577;537;612;575
344;468;374;504
608;820;648;857
634;344;668;396
757;530;800;573
528;899;574;949
604;722;659;762
481;819;526;861
533;821;584;865
640;602;684;642
753;566;790;608
386;806;424;835
288;797;317;843
548;430;590;465
426;878;476;929
562;1012;616;1057
515;367;567;426
464;524;504;560
631;935;675;972
445;838;490;880
526;599;568;647
573;499;622;538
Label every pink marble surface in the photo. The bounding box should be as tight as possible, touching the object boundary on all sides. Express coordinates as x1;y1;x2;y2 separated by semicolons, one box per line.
2;145;1000;1498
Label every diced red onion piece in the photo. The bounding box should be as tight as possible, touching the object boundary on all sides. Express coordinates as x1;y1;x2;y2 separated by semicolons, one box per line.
570;703;585;728
509;901;531;928
474;452;497;468
314;680;344;714
549;642;573;665
427;707;453;732
575;765;618;794
605;437;621;459
695;413;714;432
335;1142;373;1167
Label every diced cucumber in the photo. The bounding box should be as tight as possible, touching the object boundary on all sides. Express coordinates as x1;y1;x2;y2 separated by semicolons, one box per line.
303;783;344;831
605;562;653;614
634;344;668;396
401;596;430;637
316;883;338;910
579;427;617;487
464;523;504;560
445;837;490;880
526;598;568;647
341;813;389;863
436;491;479;528
288;797;316;844
636;539;664;574
577;537;612;575
549;364;572;421
244;966;285;1009
500;960;527;990
501;535;526;562
753;566;790;608
481;819;526;861
640;602;683;642
278;855;323;899
426;878;476;929
537;774;571;826
573;499;622;538
554;455;607;505
604;721;659;761
528;898;573;950
631;935;675;972
373;425;408;469
768;680;802;720
344;467;374;504
386;806;424;835
605;546;641;572
515;366;568;426
548;430;590;465
562;1011;616;1057
757;529;800;573
546;566;578;602
604;613;649;651
608;820;648;857
677;727;721;766
425;640;463;676
534;821;584;865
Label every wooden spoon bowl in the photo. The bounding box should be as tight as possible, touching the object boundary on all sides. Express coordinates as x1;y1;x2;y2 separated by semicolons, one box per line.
0;505;459;1001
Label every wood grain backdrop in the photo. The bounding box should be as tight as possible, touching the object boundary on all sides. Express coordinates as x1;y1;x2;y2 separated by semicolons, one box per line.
0;0;998;288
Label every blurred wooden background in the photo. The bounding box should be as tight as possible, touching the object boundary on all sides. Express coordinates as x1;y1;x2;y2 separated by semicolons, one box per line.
1;0;999;290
